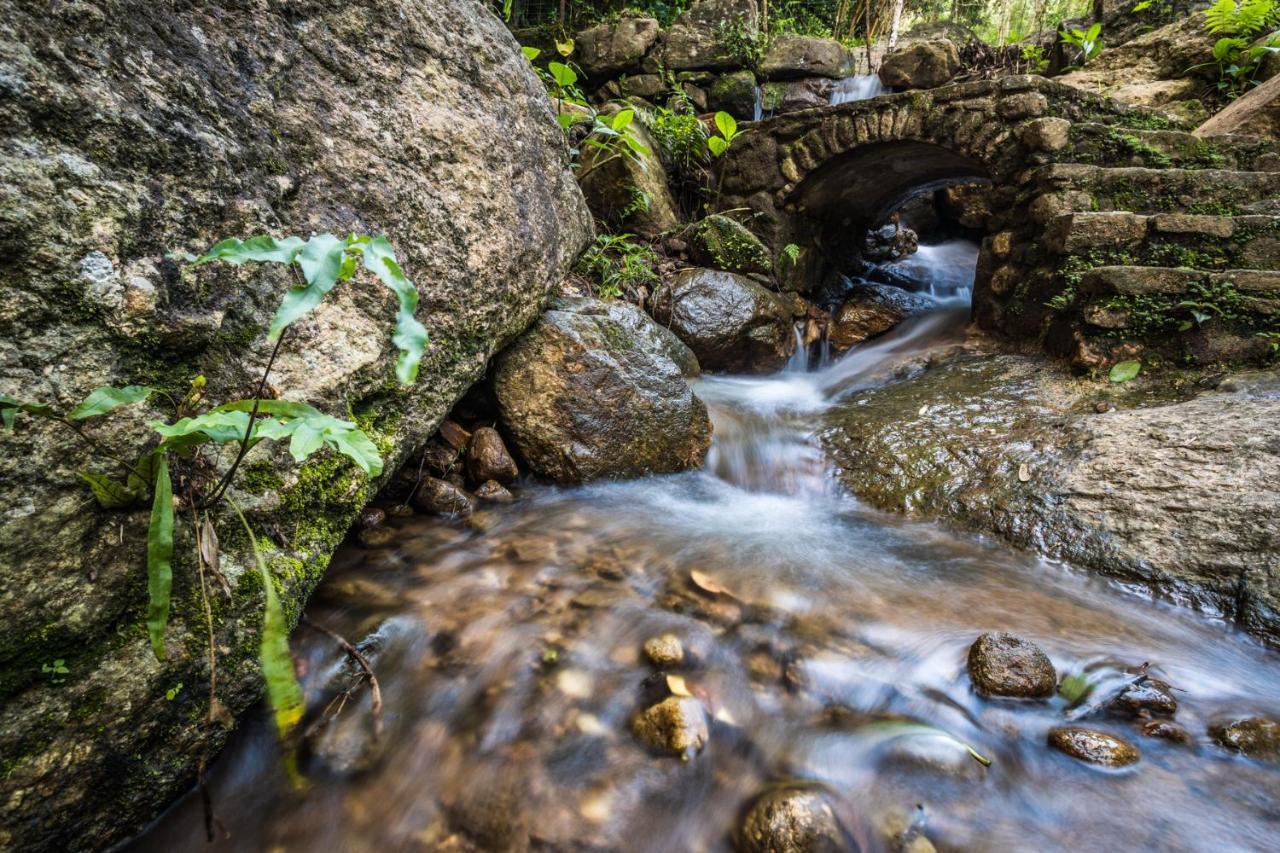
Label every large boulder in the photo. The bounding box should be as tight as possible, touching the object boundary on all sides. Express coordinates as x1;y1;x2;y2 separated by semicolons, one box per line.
708;70;759;119
878;39;961;90
822;355;1280;648
493;297;711;484
0;0;591;849
655;0;760;72
576;15;660;79
652;269;797;373
685;215;773;276
828;284;934;354
760;35;857;80
577;118;680;237
761;78;837;113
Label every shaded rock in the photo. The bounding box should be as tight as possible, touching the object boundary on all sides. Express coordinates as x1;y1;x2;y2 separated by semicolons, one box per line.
467;426;518;484
474;480;515;503
658;0;759;72
686;215;772;276
760;35;857;80
708;70;759;119
652;269;796;373
643;633;685;667
439;419;471;451
578;118;679;237
413;478;476;518
494;297;712;484
821;353;1280;648
878;39;960;90
737;784;849;853
0;0;592;848
760;78;836;113
1210;717;1280;762
577;15;660;78
1048;727;1140;767
863;223;919;262
1112;678;1177;718
828;285;935;354
1140;719;1192;744
967;632;1056;699
632;696;709;756
358;526;397;548
358;507;386;530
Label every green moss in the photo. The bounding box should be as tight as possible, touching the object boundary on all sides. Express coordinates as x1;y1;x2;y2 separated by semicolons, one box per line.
688;215;771;276
240;460;284;495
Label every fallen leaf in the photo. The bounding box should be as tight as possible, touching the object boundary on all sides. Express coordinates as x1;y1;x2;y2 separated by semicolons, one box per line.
918;405;929;416
690;569;730;596
666;674;693;697
1018;463;1031;482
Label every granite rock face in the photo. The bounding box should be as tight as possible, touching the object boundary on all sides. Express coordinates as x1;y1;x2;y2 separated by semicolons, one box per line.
0;1;591;849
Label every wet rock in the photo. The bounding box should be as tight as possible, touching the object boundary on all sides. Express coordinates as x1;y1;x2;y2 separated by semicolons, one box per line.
467;426;518;485
966;632;1056;699
652;268;796;374
494;296;712;483
863;223;919;262
357;526;397;548
358;507;386;529
412;477;476;518
632;696;709;756
708;70;759;119
1048;727;1140;767
1141;719;1192;744
1209;717;1280;762
760;78;836;114
685;215;772;277
760;35;857;80
576;15;660;78
737;784;849;853
643;633;685;667
386;503;414;518
474;480;515;503
878;39;960;90
420;439;462;476
1112;678;1178;718
438;419;471;451
578;117;679;237
828;284;934;354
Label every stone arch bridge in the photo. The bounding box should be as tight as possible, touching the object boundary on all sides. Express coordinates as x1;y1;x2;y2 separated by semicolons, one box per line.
717;76;1280;368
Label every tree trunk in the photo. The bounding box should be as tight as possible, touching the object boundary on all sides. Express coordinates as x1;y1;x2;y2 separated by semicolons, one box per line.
888;0;906;48
1193;73;1280;137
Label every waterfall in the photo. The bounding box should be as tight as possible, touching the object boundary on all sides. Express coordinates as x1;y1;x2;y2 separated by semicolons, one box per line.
829;74;887;105
753;84;764;122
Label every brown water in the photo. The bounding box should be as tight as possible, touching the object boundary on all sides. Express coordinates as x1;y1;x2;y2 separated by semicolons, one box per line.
130;244;1280;852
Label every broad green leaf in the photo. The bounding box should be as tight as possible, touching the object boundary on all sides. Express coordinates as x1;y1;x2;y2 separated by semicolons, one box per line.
268;234;348;341
549;61;577;88
1;393;59;430
556;112;577;130
611;109;634;132
68;385;154;420
153;411;252;446
249;417;295;442
184;235;306;266
621;134;651;158
1086;23;1102;41
78;471;140;509
328;428;383;477
1108;360;1141;383
289;421;326;462
707;136;728;157
522;46;542;61
214;399;327;419
862;720;993;767
230;501;304;743
714;111;737;140
127;451;159;494
146;456;174;661
358;236;427;385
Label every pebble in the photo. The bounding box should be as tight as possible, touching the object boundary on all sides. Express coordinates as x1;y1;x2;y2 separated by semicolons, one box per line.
966;632;1057;699
1047;726;1139;767
631;696;708;757
737;784;848;853
643;633;685;668
1209;717;1280;762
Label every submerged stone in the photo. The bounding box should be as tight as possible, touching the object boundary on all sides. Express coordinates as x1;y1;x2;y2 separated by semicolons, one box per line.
413;477;476;518
632;696;709;756
1209;717;1280;762
737;784;850;853
643;633;686;667
1048;727;1140;767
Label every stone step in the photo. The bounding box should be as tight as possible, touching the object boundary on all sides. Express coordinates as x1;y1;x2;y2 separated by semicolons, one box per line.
1066;123;1280;173
1042;212;1280;270
1078;266;1280;297
1035;164;1280;216
1071;266;1280;338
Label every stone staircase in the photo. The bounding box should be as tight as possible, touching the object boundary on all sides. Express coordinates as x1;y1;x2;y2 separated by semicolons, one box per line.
980;119;1280;369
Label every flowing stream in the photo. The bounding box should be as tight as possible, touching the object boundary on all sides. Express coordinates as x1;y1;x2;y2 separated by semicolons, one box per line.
130;242;1280;852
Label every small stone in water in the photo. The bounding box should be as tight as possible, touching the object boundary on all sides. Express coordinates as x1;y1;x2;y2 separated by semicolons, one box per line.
438;418;471;450
474;479;514;503
358;507;387;529
412;477;475;517
643;633;685;667
1112;678;1177;718
1048;726;1140;767
632;696;708;757
967;632;1056;699
358;526;396;548
1209;717;1280;762
1140;719;1191;744
387;503;414;518
467;426;519;484
737;784;848;853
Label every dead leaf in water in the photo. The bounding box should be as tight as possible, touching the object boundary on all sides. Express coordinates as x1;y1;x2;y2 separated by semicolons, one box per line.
1017;463;1031;482
690;569;731;597
666;674;693;697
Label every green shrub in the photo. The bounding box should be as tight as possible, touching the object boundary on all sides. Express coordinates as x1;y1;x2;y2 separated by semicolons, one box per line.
576;233;661;299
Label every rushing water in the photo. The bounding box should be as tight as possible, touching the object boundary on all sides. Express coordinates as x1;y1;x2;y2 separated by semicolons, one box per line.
130;242;1280;852
830;75;887;105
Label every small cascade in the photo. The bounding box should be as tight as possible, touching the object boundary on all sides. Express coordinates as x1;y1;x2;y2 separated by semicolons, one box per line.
784;323;809;373
878;240;978;302
752;84;764;121
829;74;887;104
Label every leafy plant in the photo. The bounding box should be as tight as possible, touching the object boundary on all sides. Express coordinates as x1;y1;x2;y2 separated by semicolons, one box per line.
1205;0;1279;35
575;233;661;300
1109;359;1141;382
642;102;709;174
3;231;425;753
41;660;70;684
707;111;742;158
1060;22;1104;66
1020;43;1050;72
717;14;769;71
1197;0;1280;96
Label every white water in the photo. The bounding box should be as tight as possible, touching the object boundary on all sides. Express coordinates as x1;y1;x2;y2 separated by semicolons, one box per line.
880;240;979;300
752;84;764;121
829;74;888;104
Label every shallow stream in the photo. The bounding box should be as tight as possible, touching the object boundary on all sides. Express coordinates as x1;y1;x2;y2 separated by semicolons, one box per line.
130;242;1280;852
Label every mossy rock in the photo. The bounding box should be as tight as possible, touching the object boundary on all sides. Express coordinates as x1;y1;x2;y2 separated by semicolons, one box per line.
685;215;773;277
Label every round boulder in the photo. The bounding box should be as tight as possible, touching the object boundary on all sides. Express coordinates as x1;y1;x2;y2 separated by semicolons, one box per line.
878;39;961;90
575;15;660;79
652;268;797;374
1048;727;1140;767
467;426;518;484
685;215;773;277
737;784;849;853
828;284;935;354
1209;717;1280;762
966;632;1056;699
493;297;712;484
632;696;709;757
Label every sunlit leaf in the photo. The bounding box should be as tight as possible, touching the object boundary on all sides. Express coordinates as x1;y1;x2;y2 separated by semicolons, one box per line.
555;37;575;57
549;61;577;88
68;385;154;420
707;136;728;157
153;411;252;446
1108;360;1141;383
268;234;347;342
714;111;737;140
146;456;174;661
288;421;325;462
522;46;541;61
182;234;306;266
329;428;383;477
357;236;427;385
611;109;634;132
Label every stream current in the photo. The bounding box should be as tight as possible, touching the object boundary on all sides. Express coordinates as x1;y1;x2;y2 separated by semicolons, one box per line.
132;241;1280;852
